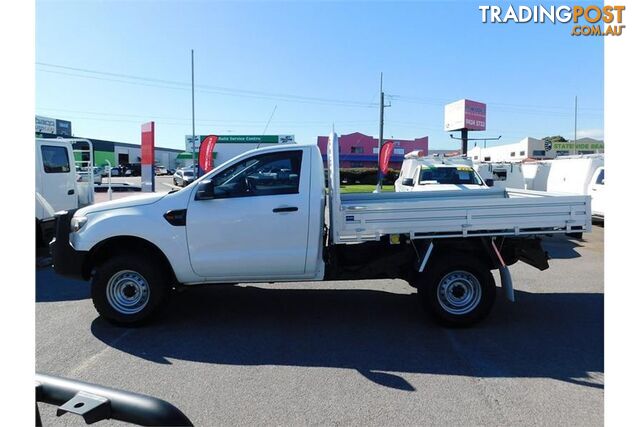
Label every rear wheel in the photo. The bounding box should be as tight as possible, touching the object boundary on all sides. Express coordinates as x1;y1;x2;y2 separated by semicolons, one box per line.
91;254;169;325
416;256;496;327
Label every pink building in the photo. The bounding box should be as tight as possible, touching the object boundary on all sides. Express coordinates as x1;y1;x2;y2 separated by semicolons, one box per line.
317;132;429;168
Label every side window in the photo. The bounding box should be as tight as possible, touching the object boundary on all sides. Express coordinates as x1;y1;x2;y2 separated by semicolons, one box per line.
212;150;302;198
596;169;604;185
41;145;70;173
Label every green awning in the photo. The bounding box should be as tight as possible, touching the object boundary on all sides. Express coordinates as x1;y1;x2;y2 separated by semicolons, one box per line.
176;152;194;159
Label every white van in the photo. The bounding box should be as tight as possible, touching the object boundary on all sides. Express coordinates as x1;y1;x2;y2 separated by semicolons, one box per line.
36;138;94;244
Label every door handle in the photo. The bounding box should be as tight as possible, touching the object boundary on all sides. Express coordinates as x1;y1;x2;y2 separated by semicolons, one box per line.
273;206;298;213
68;189;75;195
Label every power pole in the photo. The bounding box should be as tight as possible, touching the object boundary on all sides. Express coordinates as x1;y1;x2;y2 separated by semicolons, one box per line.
191;49;196;174
376;73;390;192
574;95;578;155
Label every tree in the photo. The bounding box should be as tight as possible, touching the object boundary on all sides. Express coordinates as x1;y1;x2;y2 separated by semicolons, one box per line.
542;135;567;143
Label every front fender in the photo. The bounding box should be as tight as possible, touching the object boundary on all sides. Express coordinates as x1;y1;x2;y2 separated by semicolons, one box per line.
71;204;198;283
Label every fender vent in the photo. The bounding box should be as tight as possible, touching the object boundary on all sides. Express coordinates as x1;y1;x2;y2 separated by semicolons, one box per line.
164;209;187;226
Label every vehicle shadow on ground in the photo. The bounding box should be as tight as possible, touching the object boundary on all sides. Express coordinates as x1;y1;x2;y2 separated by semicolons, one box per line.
36;267;89;302
542;236;584;259
91;286;603;392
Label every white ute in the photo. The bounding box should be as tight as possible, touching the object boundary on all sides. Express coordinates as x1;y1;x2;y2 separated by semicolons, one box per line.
50;133;592;327
395;151;490;192
36;138;94;245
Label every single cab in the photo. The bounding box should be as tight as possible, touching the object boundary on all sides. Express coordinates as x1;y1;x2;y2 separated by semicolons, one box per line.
50;133;592;327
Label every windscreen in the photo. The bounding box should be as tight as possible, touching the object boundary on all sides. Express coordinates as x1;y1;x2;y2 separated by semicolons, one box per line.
419;166;483;185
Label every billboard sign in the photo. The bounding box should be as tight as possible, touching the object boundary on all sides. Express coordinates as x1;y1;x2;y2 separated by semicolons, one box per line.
444;99;486;131
35;116;57;134
552;141;605;151
185;135;203;152
216;135;295;144
55;119;72;136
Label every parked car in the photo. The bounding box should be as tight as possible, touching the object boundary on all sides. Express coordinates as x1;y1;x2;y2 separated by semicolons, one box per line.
173;169;195;187
155;165;168;175
51;132;592;328
122;163;141;176
77;167;103;185
395;152;490;192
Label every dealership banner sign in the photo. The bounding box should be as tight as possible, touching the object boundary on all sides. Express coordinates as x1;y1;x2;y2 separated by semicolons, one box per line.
198;135;218;176
379;141;394;175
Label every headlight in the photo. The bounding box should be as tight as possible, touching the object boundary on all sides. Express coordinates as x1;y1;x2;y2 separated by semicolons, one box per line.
70;216;88;233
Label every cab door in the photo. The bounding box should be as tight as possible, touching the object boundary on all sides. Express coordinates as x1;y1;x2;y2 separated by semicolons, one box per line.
38;142;77;214
186;148;310;280
589;167;604;217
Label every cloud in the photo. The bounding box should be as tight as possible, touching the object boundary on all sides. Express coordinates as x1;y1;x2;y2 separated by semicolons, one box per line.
576;128;604;140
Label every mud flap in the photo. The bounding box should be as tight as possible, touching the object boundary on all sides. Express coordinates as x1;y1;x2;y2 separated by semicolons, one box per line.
499;266;515;302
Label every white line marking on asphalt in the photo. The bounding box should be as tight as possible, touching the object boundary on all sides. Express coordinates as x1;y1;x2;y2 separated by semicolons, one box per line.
66;329;135;378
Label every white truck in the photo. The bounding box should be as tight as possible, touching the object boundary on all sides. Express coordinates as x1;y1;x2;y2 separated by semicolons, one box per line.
50;133;591;327
395;152;490;192
545;154;604;219
36;138;94;245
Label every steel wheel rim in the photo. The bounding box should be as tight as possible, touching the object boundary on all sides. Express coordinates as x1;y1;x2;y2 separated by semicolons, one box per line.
106;270;150;315
436;270;482;315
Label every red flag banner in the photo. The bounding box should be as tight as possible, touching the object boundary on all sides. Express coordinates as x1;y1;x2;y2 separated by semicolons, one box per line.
379;140;394;175
198;135;218;174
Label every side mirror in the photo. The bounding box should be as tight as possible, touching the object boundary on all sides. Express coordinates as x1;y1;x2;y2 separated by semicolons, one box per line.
195;179;214;200
485;178;494;187
402;178;415;187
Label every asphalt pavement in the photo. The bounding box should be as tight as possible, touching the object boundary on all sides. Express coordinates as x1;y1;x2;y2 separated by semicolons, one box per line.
36;226;604;426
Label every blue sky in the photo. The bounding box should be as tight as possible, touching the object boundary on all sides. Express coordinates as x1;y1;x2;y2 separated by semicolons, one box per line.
36;1;604;150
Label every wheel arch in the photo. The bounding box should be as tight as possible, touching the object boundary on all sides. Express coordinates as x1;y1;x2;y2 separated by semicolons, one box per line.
82;235;177;284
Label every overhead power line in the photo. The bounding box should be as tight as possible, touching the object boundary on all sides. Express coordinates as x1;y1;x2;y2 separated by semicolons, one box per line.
36;62;377;108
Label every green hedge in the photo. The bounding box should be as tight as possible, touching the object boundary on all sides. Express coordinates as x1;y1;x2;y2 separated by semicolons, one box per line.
324;168;399;185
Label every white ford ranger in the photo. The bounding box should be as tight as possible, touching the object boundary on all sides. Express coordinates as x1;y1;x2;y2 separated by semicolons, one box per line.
50;133;591;327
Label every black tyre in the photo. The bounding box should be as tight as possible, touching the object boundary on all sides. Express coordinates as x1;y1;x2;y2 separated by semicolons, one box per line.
91;254;169;325
416;256;496;327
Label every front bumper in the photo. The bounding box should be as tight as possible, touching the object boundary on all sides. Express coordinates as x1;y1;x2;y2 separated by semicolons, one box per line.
49;209;88;280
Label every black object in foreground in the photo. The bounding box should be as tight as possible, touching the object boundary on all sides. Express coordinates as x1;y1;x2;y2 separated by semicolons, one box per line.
35;372;193;426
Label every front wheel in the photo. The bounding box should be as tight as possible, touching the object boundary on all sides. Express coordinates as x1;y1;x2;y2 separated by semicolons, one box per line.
416;256;496;327
91;254;169;325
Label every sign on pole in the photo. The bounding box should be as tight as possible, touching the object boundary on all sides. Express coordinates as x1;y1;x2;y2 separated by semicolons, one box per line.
444;99;487;131
141;122;155;192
